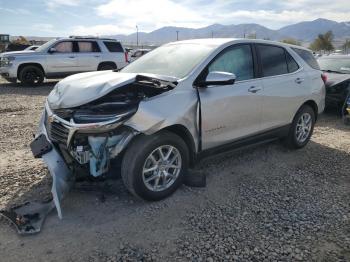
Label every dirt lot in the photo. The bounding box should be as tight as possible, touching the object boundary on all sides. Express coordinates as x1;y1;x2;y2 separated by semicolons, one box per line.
0;77;349;262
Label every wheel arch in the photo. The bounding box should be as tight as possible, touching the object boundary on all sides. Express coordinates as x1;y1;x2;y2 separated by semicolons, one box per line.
162;124;197;167
301;100;319;121
97;61;117;70
17;63;45;78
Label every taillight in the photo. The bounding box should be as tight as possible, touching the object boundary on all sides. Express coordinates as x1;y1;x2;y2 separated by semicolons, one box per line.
321;73;327;84
125;52;128;63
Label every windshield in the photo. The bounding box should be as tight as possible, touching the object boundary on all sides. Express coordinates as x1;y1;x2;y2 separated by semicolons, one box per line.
318;57;350;73
35;39;57;52
121;43;216;78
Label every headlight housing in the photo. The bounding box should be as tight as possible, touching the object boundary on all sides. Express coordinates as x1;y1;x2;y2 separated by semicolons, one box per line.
1;56;15;67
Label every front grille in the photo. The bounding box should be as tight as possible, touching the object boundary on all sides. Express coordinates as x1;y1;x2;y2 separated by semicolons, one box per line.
47;120;69;145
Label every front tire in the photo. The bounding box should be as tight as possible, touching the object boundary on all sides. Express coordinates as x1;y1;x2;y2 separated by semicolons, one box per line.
285;105;315;149
121;131;189;201
18;65;44;86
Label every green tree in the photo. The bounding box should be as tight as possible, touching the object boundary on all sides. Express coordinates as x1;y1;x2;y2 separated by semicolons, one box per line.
309;31;334;51
281;38;301;46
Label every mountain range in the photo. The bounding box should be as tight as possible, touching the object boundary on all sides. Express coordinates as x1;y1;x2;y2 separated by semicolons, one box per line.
107;18;350;45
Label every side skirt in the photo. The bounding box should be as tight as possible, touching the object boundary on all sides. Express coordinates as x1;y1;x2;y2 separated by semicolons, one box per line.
196;125;290;162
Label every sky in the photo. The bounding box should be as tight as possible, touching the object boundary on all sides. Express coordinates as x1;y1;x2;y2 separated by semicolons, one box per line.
0;0;349;36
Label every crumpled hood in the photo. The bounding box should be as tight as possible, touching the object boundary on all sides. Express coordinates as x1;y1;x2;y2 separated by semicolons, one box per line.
47;70;178;109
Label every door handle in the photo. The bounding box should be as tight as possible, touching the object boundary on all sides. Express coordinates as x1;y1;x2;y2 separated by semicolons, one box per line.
248;86;262;93
295;78;304;84
94;55;100;58
68;56;75;59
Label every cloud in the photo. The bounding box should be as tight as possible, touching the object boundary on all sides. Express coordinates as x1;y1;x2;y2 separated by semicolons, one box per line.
96;0;206;32
46;0;81;9
32;23;55;33
0;7;31;15
78;0;350;36
72;24;128;36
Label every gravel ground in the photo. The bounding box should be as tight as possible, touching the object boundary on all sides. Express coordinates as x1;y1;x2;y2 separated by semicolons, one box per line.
0;76;349;262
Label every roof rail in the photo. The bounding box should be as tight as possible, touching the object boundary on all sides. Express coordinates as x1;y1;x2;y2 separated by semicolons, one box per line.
69;35;119;41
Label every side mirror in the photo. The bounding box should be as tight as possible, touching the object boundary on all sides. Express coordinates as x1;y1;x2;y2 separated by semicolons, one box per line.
48;47;57;53
202;71;236;87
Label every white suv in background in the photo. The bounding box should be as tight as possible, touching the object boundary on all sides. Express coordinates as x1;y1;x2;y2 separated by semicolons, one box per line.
0;36;128;85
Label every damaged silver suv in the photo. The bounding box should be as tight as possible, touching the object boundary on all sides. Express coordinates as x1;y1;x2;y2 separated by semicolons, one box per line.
31;39;325;216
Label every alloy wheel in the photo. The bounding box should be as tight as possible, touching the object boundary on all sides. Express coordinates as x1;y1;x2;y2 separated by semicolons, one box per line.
295;112;312;143
142;145;182;192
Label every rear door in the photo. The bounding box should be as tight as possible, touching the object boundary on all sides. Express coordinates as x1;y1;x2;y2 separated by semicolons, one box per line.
76;41;101;72
199;44;263;150
46;41;79;74
256;44;308;130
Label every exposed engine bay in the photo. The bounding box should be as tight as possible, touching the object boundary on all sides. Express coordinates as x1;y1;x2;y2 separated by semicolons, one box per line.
48;75;177;177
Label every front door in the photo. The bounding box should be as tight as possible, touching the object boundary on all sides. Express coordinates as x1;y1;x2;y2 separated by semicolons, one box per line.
46;41;79;74
199;44;263;150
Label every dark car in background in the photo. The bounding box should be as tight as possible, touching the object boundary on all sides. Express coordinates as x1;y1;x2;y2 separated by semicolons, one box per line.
318;55;350;116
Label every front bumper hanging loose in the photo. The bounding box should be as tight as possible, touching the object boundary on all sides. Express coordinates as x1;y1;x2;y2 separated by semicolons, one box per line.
0;110;73;234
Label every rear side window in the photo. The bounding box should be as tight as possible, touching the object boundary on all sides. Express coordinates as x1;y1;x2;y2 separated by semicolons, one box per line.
208;44;254;81
286;51;299;73
77;41;100;52
258;45;288;77
292;48;320;70
103;41;124;52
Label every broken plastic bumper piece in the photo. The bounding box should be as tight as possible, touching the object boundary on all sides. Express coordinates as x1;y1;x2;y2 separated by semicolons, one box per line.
0;112;73;235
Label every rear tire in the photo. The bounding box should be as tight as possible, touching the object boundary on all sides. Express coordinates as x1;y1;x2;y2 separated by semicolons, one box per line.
18;65;44;86
285;105;315;149
121;131;189;201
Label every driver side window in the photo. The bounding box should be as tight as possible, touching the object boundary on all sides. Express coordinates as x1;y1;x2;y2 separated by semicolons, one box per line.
209;44;254;81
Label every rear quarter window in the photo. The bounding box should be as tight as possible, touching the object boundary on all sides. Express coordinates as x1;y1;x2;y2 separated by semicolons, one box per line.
103;41;124;53
292;48;320;70
257;44;289;77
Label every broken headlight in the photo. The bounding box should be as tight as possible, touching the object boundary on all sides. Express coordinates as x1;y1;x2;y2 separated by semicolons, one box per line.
74;102;138;124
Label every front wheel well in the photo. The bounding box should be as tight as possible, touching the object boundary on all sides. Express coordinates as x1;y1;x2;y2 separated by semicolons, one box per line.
162;125;197;167
17;63;45;78
301;100;318;121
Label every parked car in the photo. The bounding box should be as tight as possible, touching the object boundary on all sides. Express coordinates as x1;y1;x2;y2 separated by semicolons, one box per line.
129;48;151;62
30;39;325;216
24;45;40;51
0;36;128;85
317;55;350;114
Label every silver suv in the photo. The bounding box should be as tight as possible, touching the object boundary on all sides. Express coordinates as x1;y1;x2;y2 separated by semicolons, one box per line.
30;39;325;216
0;36;128;85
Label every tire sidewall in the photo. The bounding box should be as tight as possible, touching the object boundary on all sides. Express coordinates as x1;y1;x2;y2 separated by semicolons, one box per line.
291;106;315;148
19;66;44;85
129;133;189;201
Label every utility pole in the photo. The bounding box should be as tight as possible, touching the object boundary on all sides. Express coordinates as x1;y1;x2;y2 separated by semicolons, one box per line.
176;30;179;41
136;25;139;47
211;31;214;38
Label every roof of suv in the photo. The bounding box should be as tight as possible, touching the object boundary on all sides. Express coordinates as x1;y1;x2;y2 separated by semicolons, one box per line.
171;38;311;51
